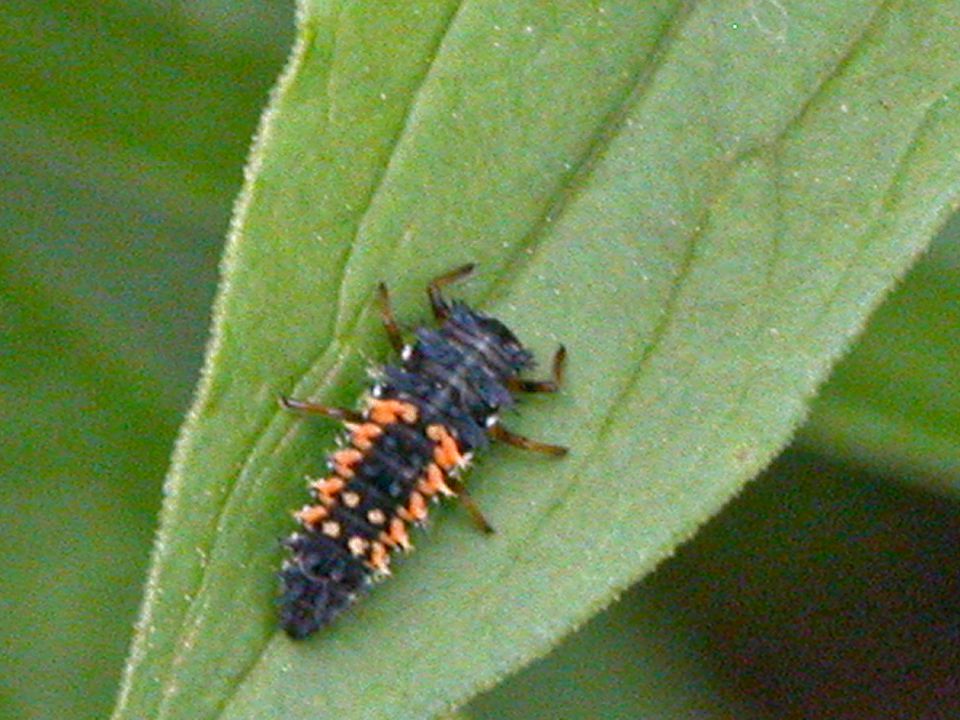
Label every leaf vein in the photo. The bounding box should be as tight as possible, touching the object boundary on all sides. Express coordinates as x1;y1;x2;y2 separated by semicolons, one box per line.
480;0;697;306
808;80;960;335
497;0;895;558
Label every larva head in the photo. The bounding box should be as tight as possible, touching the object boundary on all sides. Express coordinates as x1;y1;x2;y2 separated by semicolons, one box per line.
448;301;534;375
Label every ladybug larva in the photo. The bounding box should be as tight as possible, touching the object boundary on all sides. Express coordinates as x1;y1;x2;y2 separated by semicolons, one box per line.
278;263;567;639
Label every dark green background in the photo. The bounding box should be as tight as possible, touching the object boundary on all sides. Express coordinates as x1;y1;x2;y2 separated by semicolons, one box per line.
2;2;958;718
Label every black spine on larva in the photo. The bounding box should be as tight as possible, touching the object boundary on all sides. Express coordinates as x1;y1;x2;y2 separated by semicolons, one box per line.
280;297;534;639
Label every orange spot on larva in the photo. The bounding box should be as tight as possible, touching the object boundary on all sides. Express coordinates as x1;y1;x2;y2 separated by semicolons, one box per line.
295;504;328;527
350;422;383;450
407;491;428;522
332;448;363;478
386;517;411;551
429;463;455;497
366;541;391;574
347;536;370;557
398;402;419;423
369;399;419;425
427;424;462;470
311;477;345;503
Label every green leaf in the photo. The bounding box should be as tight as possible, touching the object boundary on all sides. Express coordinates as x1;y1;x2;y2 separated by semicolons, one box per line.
114;1;960;718
471;448;960;719
799;219;960;494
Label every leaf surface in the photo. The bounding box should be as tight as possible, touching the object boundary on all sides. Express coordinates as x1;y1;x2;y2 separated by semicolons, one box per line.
114;1;960;718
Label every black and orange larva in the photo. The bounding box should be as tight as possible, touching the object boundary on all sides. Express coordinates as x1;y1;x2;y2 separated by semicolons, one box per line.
278;264;567;639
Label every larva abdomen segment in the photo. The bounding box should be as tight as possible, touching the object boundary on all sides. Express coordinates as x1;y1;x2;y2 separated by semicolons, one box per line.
280;397;465;637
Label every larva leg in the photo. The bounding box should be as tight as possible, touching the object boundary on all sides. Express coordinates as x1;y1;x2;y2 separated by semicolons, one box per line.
428;263;476;320
376;282;405;354
444;475;495;534
509;344;566;393
489;424;568;457
279;396;363;424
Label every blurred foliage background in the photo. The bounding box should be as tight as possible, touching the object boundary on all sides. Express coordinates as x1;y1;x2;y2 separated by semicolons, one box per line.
1;2;958;719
